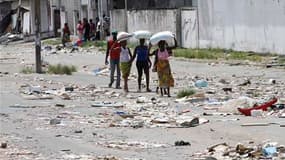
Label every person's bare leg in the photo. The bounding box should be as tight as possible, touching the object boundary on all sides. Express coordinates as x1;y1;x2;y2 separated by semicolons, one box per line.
164;88;168;94
124;78;128;92
145;71;151;92
167;87;171;97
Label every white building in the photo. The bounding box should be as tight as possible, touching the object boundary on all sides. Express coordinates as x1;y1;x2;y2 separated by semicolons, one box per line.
50;0;110;35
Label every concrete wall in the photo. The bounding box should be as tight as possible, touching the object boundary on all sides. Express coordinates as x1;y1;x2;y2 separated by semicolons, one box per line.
59;0;81;34
24;0;51;34
127;9;177;34
110;9;126;32
126;0;192;10
198;0;285;55
110;9;179;42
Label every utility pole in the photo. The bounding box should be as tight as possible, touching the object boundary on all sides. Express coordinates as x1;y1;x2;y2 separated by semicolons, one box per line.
99;0;104;40
35;0;42;73
15;0;22;33
124;0;128;32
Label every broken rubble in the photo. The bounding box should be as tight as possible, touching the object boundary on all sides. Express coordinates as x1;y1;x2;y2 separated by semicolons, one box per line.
193;141;285;159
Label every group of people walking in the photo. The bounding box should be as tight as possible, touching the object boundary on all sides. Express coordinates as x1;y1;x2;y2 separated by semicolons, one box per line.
62;16;111;46
76;18;97;41
105;31;177;97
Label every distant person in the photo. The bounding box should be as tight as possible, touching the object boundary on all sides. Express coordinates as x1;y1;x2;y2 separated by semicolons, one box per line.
62;23;71;47
149;38;177;97
131;38;152;92
103;14;110;37
76;20;83;40
95;17;100;40
89;19;96;40
105;31;121;89
83;18;90;41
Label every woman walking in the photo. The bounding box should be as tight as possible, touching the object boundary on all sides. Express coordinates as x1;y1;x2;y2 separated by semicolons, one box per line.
150;38;177;97
132;39;152;92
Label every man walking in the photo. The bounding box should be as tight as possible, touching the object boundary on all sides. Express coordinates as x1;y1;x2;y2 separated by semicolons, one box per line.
105;31;121;89
83;18;90;41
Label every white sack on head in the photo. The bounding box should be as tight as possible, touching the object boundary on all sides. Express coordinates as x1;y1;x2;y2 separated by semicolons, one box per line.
117;32;133;42
133;30;152;39
150;31;175;46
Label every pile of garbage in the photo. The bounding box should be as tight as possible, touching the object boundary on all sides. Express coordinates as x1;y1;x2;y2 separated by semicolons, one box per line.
192;141;285;160
18;81;122;101
104;96;209;128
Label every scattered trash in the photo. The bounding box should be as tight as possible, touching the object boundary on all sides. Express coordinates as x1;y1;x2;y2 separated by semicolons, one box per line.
98;141;170;150
74;130;83;133
137;96;147;103
193;142;285;159
175;93;208;103
250;110;264;117
91;101;124;108
93;67;109;76
238;98;278;116
269;79;276;84
1;142;7;149
222;87;232;92
65;87;74;92
263;146;277;157
175;140;191;146
238;78;251;86
55;104;65;108
49;118;61;125
179;117;199;127
195;80;208;88
59;93;71;100
218;96;257;114
29;85;41;94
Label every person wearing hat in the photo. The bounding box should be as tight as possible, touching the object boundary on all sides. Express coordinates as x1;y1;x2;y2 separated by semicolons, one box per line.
105;31;121;89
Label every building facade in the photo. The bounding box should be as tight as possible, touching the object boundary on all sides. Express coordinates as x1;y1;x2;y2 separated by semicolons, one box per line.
50;0;110;35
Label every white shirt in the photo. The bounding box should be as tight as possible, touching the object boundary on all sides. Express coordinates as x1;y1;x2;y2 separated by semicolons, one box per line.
120;47;130;62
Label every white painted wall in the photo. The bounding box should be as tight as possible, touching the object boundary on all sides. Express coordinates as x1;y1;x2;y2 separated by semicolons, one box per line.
127;9;177;35
110;9;126;32
181;9;198;48
198;0;285;55
111;9;178;37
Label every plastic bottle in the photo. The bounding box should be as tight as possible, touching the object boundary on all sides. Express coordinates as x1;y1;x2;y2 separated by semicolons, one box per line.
195;80;208;88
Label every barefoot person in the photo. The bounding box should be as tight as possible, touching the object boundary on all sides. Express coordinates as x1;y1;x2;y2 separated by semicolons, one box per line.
105;31;121;89
149;38;177;97
119;40;132;92
132;39;152;92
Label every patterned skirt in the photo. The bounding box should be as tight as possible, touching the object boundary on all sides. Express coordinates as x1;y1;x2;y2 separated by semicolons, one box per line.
157;60;174;88
120;62;132;79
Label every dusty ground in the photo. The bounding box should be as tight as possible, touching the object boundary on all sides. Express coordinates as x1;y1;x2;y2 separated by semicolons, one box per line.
0;42;285;160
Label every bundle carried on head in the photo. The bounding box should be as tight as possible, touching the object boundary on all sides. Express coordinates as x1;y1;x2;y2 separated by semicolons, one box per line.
133;30;152;39
150;31;175;46
117;32;133;42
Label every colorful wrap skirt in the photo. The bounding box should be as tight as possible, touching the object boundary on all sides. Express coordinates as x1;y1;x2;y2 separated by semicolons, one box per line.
120;62;132;79
157;60;174;88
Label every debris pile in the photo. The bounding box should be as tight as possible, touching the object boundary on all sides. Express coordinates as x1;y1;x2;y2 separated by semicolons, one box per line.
192;142;285;160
